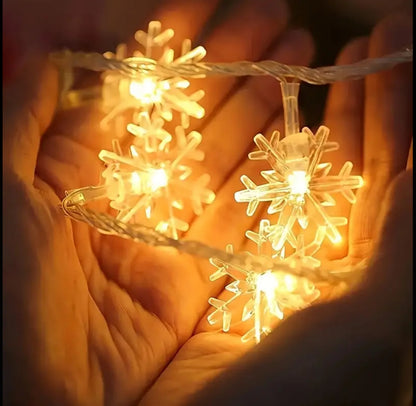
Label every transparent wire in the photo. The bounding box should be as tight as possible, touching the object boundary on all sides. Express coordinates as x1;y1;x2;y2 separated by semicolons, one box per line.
50;44;412;85
61;186;366;286
54;35;410;308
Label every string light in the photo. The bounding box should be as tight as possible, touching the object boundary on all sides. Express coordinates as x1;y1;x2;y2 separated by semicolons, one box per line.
207;228;324;343
55;21;412;342
207;82;363;342
101;20;206;132
98;120;214;238
51;45;412;85
97;21;214;238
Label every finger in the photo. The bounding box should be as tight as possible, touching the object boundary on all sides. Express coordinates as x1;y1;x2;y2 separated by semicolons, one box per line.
349;14;413;261
97;1;160;49
364;14;413;179
3;56;58;184
200;29;314;190
363;169;412;318
324;37;368;173
319;37;368;260
193;0;290;127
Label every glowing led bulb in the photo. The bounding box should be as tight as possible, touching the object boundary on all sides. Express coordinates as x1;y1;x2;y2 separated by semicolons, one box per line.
256;270;279;293
235;126;363;250
209;83;362;342
284;274;297;292
149;168;168;191
207;242;321;343
130;168;168;194
99;124;214;238
129;78;165;104
101;21;206;131
95;22;214;235
287;170;309;195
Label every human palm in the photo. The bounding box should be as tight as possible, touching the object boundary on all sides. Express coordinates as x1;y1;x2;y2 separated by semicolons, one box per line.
3;4;412;406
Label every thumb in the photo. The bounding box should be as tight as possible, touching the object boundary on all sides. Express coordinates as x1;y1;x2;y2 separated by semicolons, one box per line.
3;54;58;184
363;169;413;317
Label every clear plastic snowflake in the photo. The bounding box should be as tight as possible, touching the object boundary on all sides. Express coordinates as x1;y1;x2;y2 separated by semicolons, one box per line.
207;224;324;343
235;126;364;251
99;118;214;238
101;20;206;132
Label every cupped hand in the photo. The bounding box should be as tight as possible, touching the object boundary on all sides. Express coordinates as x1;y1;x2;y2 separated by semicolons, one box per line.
188;13;413;406
3;1;317;405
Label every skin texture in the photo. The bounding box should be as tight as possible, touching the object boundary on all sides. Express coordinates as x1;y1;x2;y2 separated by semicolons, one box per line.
3;2;413;405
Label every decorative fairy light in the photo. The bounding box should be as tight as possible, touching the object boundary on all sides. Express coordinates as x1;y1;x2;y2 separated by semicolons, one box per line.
53;22;412;343
101;21;206;132
99;123;214;238
95;21;214;238
207;82;363;342
207;228;323;343
235;83;363;251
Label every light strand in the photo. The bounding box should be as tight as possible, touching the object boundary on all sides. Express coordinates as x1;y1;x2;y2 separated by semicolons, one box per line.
50;44;412;85
55;21;411;342
61;186;366;286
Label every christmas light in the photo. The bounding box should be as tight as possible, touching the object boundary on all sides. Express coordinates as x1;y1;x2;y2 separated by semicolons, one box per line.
101;21;206;132
207;234;322;343
54;22;412;343
208;82;363;342
96;22;214;238
235;83;363;251
99;123;215;238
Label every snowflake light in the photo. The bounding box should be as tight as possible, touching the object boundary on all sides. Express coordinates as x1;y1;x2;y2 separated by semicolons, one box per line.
235;125;364;251
207;226;324;343
94;21;215;237
99;121;214;238
208;82;363;342
101;20;206;132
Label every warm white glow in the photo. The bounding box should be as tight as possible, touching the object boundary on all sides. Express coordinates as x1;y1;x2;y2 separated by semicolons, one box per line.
149;168;168;191
284;274;297;292
129;78;165;104
257;271;278;294
287;170;309;195
257;271;284;324
235;127;363;251
129;168;168;195
99;121;214;239
333;234;343;244
100;20;207;131
131;172;142;193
